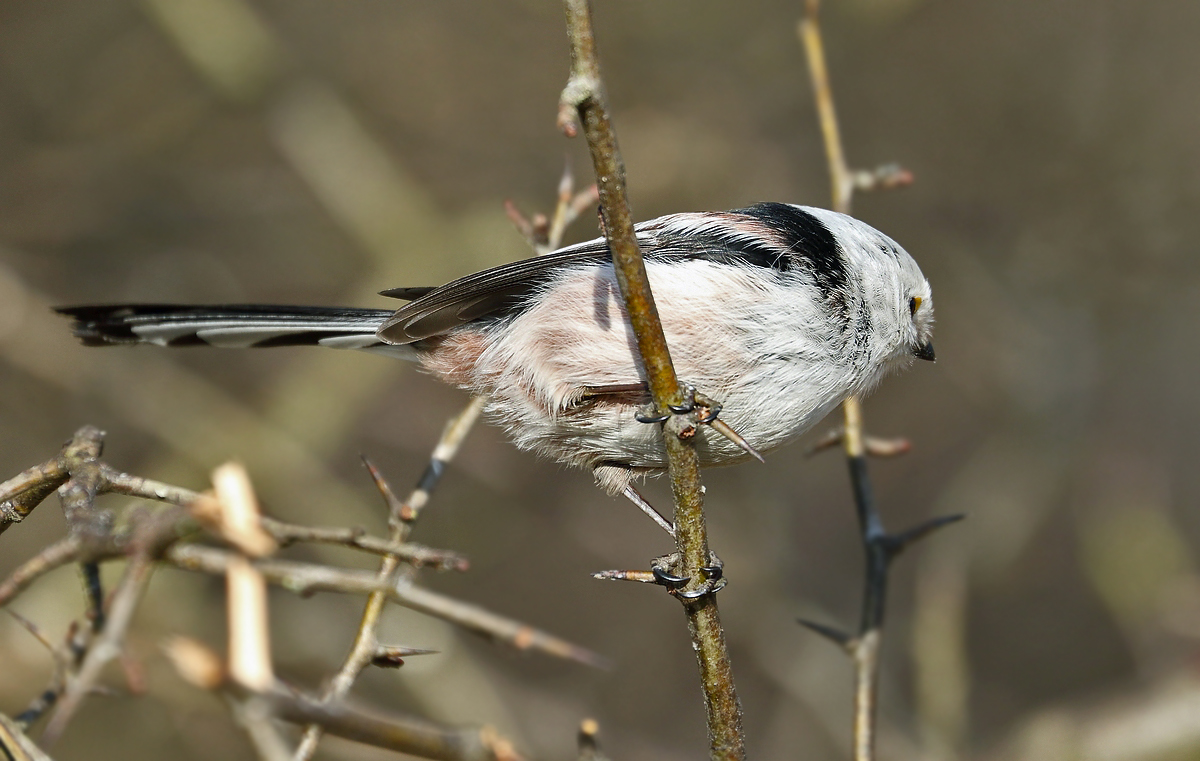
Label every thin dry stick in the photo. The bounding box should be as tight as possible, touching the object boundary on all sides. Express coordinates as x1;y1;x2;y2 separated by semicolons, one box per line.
798;4;960;761
0;537;83;608
41;552;156;745
261;518;468;571
293;395;487;760
161;543;603;666
105;467;469;570
165;637;518;761
558;2;744;758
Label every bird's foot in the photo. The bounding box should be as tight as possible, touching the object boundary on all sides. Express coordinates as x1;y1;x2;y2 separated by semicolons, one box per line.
651;552;726;599
635;383;764;463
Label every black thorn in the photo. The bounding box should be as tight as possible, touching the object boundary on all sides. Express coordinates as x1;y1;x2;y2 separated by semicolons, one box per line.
882;513;965;556
797;618;854;648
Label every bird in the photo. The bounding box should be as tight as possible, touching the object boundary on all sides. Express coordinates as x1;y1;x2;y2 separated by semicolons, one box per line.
58;202;934;507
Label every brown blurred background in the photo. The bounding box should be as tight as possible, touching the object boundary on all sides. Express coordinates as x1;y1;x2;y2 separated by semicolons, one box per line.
2;1;1199;759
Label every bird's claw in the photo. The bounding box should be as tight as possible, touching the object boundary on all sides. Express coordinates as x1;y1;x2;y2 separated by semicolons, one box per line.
635;384;762;461
651;553;727;599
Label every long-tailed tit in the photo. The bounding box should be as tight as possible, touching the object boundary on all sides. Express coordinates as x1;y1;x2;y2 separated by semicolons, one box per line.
60;202;934;497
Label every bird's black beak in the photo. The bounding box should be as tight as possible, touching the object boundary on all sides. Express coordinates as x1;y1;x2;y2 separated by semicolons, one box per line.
913;341;936;362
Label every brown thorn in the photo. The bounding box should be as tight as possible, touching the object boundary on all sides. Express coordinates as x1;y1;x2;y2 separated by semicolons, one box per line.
360;455;407;523
371;645;439;669
707;418;765;463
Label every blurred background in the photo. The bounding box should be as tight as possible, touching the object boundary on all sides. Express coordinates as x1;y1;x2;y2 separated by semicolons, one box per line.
2;1;1199;759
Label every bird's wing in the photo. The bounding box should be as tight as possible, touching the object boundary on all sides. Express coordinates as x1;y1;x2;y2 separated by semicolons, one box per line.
377;240;611;343
376;204;805;345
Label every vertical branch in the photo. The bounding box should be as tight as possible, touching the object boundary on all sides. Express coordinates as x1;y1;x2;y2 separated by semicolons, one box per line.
799;0;853;214
558;3;744;759
798;5;960;761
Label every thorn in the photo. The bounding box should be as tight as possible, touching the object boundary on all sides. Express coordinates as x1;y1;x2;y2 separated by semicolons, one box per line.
592;569;657;583
372;645;439;668
885;514;965;555
707;418;765;463
797;618;854;649
361;456;407;522
4;609;55;652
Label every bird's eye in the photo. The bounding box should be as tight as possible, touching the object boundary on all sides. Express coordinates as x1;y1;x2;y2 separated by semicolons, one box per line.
909;296;921;316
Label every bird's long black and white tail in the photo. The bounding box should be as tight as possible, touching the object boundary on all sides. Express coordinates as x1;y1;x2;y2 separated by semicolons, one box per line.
56;304;415;359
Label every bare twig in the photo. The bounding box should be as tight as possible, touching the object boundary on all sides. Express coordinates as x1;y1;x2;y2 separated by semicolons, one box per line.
798;4;957;760
166;637;521;761
163;542;601;664
41;552;156;745
0;537;83;608
559;2;744;758
261;517;469;571
396;583;608;668
506;159;599;256
103;464;469;571
294;395;487;760
0;424;595;755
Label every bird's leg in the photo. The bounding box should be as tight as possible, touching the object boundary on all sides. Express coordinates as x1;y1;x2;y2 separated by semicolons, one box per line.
620;484;675;537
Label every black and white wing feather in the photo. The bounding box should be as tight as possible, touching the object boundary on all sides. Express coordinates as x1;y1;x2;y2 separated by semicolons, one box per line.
57;304;402;355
